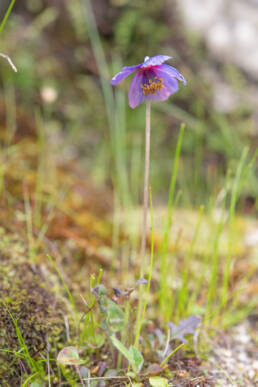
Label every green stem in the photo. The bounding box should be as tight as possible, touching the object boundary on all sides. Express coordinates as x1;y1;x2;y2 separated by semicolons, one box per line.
160;123;185;321
0;0;16;33
221;147;248;305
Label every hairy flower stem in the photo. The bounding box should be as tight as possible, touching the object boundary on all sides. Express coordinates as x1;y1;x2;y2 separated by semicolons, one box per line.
134;100;151;349
140;99;151;274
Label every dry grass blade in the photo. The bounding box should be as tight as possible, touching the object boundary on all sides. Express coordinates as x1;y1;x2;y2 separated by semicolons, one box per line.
0;53;17;72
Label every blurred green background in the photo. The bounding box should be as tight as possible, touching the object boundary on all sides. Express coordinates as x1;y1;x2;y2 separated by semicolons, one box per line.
0;0;257;212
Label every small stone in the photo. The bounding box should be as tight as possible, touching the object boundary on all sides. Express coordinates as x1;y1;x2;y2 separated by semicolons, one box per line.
248;369;255;379
237;352;249;363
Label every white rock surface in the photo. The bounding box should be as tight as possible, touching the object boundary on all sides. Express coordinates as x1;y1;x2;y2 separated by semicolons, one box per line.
178;0;258;79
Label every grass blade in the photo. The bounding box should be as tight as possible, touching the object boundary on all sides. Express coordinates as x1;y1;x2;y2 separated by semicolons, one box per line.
0;0;16;33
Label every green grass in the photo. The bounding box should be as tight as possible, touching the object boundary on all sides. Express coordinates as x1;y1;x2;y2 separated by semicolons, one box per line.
159;123;185;322
0;0;16;33
2;302;46;385
134;187;155;348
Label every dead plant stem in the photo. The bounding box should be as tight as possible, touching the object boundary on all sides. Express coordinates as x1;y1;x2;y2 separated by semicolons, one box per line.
0;53;17;72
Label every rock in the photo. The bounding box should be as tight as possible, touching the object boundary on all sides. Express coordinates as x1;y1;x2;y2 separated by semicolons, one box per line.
178;0;258;80
177;0;258;113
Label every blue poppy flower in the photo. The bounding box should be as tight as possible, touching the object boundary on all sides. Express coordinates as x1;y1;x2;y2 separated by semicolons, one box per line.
110;55;186;108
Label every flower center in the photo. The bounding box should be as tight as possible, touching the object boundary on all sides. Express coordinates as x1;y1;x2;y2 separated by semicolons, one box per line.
141;77;164;95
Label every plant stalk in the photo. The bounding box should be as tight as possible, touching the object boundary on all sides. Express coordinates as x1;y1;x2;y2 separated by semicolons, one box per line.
140;99;151;273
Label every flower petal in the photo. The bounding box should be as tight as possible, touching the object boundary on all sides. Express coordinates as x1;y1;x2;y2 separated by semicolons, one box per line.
148;78;179;101
144;68;179;102
159;64;187;85
141;55;172;69
128;71;146;108
110;64;140;85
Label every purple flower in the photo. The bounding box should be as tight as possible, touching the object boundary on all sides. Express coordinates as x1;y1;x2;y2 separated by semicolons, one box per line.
110;55;186;109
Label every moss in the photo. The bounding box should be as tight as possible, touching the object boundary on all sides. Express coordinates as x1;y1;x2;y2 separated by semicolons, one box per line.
0;227;66;385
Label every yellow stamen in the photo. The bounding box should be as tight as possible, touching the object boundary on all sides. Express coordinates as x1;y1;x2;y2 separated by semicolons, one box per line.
141;76;164;95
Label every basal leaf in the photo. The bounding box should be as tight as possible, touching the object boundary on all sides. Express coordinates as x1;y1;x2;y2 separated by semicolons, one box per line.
110;336;134;365
106;300;125;332
129;346;144;372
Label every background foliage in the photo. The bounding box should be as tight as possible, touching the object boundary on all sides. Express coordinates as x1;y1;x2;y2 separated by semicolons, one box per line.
1;0;257;210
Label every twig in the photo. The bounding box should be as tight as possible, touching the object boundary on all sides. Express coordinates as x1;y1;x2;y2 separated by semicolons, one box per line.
82;375;130;381
0;52;17;72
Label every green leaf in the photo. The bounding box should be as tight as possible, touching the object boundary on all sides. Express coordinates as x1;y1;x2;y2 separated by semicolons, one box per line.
106;300;125;332
57;346;85;365
0;0;16;33
129;346;144;372
126;371;137;379
149;377;168;387
91;333;105;348
111;337;144;373
110;336;134;365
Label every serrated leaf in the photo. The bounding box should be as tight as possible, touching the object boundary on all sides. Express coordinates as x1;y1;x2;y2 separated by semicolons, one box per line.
149;376;168;387
129;346;144;372
168;315;201;343
57;346;85;365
